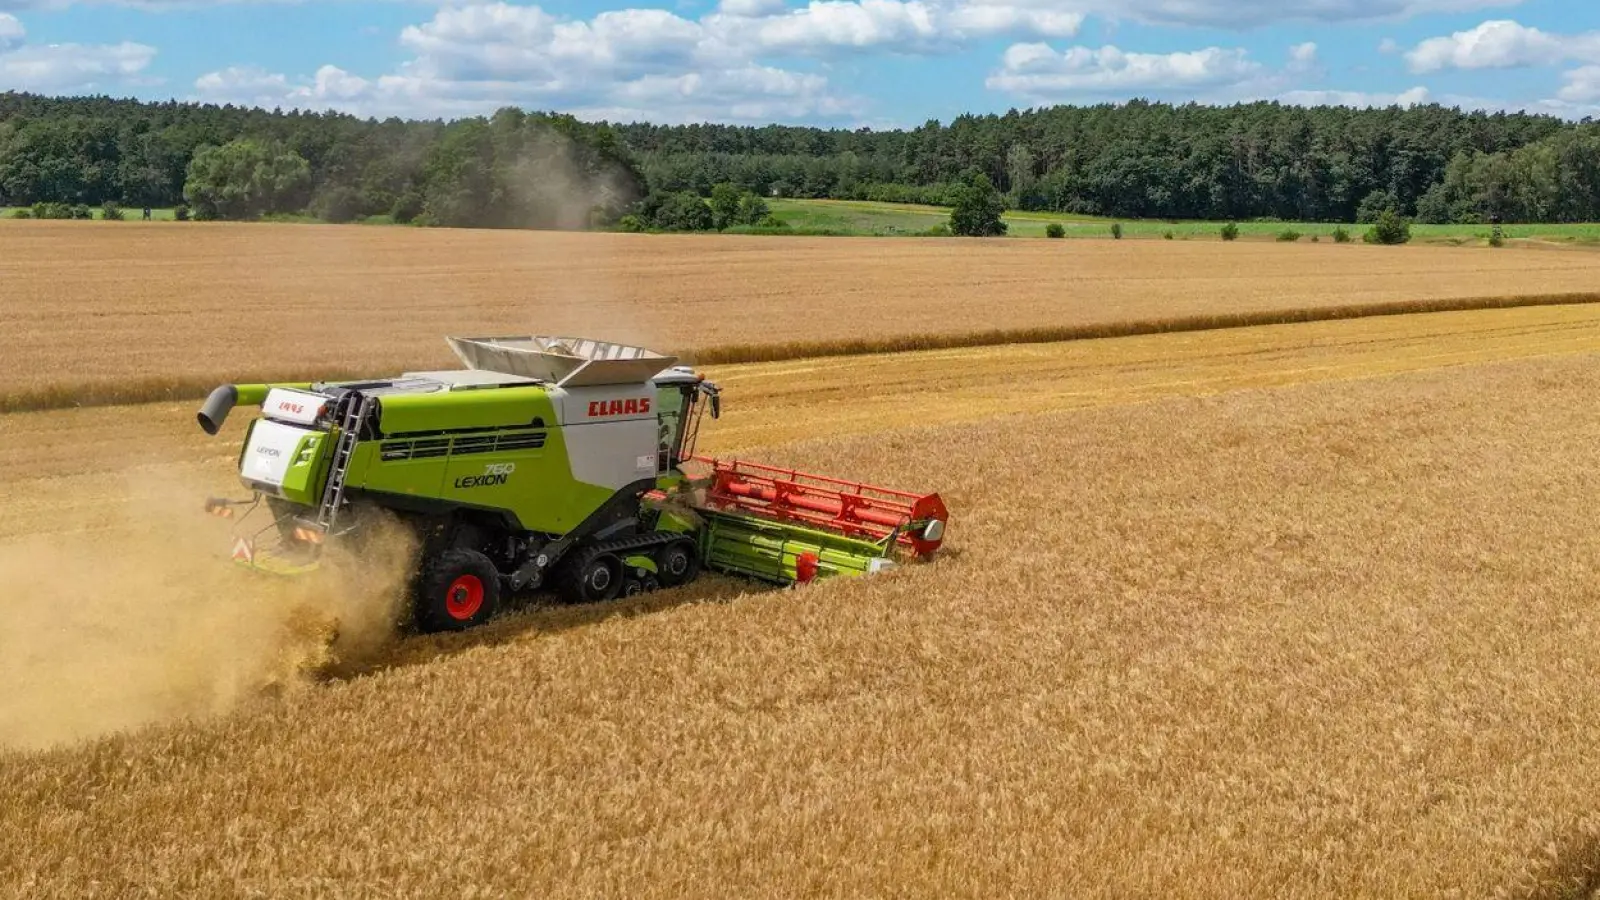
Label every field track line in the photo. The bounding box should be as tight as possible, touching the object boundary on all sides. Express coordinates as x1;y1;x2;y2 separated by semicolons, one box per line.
686;291;1600;365
5;291;1600;416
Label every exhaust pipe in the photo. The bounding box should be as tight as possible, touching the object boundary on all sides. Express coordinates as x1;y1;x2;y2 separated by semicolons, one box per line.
197;382;316;434
197;385;239;435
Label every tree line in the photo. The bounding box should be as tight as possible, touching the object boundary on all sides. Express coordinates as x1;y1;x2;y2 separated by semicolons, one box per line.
2;91;1598;227
619;102;1596;224
0;93;643;227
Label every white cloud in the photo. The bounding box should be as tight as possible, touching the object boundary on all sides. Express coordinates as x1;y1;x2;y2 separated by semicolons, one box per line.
1286;41;1319;75
194;64;287;97
191;2;849;123
1557;65;1600;104
0;10;160;94
1278;86;1432;108
985;36;1441;110
703;0;1083;56
1406;20;1600;73
0;0;1528;26
735;0;942;53
716;0;787;15
191;0;1101;124
0;24;157;93
987;43;1263;98
0;13;23;48
1040;0;1520;28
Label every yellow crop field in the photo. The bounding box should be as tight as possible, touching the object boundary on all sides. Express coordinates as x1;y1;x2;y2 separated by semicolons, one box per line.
6;222;1600;896
5;288;1600;896
4;350;1600;897
6;302;1600;545
6;220;1600;412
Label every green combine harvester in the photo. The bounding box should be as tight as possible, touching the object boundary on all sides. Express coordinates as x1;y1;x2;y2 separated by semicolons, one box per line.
198;336;949;632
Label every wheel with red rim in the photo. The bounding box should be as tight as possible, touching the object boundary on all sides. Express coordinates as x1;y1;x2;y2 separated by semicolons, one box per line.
414;548;501;633
445;574;485;620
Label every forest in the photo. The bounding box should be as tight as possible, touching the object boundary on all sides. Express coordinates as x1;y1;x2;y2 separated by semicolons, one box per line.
2;91;1598;227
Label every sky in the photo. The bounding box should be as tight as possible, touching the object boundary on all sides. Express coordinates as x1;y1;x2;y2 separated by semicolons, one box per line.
0;0;1595;128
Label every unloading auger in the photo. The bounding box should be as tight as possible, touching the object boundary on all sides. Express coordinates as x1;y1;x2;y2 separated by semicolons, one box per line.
198;336;949;632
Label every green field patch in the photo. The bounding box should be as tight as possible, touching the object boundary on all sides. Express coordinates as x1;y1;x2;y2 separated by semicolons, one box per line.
768;198;1600;244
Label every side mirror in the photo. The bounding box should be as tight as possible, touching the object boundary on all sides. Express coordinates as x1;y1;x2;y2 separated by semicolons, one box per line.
700;382;722;419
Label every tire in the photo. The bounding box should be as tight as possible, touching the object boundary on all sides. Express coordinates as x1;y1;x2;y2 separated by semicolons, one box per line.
413;548;502;633
556;547;624;605
655;538;701;588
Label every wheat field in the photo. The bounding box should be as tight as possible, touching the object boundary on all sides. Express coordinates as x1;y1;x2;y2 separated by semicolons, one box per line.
7;220;1600;411
8;226;1600;896
5;289;1600;896
6;302;1600;545
5;348;1600;897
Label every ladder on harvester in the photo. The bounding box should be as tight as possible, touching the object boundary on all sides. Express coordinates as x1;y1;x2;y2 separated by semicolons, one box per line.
316;393;371;531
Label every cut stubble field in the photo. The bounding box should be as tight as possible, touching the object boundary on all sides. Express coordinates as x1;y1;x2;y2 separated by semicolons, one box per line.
6;220;1600;411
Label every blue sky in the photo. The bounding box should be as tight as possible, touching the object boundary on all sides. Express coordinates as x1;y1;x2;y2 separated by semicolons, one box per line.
0;0;1595;127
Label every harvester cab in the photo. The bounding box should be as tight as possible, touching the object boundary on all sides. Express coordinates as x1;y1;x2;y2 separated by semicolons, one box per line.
198;335;947;633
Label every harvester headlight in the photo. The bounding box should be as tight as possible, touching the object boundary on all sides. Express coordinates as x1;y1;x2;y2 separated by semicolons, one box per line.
922;519;945;542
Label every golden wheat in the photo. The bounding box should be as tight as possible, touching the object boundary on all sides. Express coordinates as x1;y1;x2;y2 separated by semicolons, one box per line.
0;356;1596;896
4;309;1600;896
5;303;1600;544
7;221;1600;412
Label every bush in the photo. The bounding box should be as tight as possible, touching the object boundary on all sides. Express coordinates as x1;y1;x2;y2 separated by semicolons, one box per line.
1220;222;1240;241
1488;232;1505;248
708;182;742;231
389;192;423;225
1332;226;1351;243
71;204;93;220
651;191;713;232
1045;222;1065;239
1276;229;1302;242
30;201;74;219
1310;235;1320;243
924;223;951;237
185;139;312;221
1363;210;1412;245
8;208;31;219
100;202;125;221
948;171;1007;237
1356;190;1398;224
735;193;770;227
1110;223;1123;240
174;205;191;222
1163;231;1175;240
616;214;645;233
313;186;364;224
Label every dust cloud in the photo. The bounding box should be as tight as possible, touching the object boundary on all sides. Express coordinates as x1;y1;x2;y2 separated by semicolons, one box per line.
474;136;670;353
0;469;418;752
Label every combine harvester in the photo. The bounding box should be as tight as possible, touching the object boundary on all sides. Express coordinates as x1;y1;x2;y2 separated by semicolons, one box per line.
197;336;949;632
